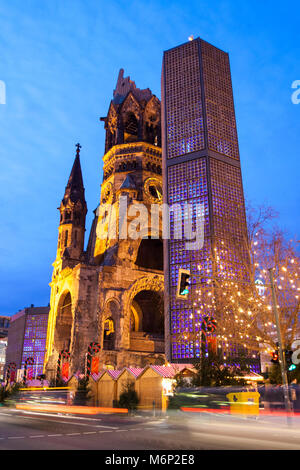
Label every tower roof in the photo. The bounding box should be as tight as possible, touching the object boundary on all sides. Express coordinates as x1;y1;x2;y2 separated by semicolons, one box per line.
112;68;152;105
101;70;161;154
63;143;86;205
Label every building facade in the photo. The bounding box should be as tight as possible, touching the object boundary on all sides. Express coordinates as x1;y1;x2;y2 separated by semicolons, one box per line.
5;306;49;379
45;70;165;381
162;38;259;369
0;315;10;379
0;339;8;380
0;315;10;339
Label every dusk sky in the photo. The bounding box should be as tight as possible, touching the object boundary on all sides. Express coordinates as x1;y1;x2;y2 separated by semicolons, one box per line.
0;0;299;315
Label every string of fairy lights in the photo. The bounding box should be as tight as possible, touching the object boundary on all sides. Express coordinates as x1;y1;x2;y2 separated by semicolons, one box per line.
174;231;300;362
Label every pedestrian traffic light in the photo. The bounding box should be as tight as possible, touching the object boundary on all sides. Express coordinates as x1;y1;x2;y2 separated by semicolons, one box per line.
176;269;191;299
271;351;279;363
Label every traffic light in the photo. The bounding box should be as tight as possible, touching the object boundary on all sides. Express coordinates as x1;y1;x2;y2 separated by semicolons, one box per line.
177;269;191;299
271;351;279;363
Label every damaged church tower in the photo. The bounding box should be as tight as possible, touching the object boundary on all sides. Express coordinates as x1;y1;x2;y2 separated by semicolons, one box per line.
45;70;165;380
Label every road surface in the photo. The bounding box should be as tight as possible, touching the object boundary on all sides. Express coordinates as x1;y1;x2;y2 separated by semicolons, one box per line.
1;407;300;450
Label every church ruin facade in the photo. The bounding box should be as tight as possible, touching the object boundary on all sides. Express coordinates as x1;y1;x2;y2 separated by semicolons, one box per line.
44;70;165;380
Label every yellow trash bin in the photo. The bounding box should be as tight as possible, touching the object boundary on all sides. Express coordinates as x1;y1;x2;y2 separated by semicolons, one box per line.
226;392;260;416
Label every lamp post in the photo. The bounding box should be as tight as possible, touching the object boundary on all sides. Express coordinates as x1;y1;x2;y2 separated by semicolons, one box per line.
268;268;293;421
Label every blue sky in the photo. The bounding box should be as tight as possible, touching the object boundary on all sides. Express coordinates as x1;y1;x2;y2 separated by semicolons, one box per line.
0;0;299;315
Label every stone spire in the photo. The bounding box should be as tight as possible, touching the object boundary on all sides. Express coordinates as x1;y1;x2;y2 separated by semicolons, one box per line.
63;143;85;205
57;143;87;261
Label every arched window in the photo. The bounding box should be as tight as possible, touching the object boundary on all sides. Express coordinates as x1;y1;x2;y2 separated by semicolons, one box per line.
131;290;164;336
65;211;71;222
124;112;138;143
103;317;115;350
54;291;72;352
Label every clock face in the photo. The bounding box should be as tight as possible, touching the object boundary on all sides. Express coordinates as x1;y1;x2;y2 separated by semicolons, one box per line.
144;177;163;203
102;182;113;204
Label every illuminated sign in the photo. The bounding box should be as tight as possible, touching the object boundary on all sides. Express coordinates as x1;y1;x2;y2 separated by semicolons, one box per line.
255;279;265;296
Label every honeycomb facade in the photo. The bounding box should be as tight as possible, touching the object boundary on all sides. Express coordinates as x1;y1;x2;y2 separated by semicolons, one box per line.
162;38;259;370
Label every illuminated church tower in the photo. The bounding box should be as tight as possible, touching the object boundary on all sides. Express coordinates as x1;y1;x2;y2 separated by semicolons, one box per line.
45;70;165;380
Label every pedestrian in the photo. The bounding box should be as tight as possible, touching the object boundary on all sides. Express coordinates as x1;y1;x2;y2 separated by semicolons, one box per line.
290;379;298;411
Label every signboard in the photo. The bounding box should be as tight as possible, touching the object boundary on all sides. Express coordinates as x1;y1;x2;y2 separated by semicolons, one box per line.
91;357;99;375
255;279;265;296
62;362;69;380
